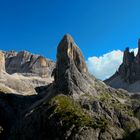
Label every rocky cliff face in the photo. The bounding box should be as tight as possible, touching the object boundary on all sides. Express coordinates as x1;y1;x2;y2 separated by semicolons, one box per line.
6;34;140;140
105;39;140;93
4;50;55;78
0;50;54;96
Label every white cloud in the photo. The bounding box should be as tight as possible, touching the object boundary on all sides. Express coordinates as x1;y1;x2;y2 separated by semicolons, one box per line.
130;48;138;55
86;48;138;80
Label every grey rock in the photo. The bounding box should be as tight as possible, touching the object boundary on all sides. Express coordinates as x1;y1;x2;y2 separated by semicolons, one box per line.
71;127;99;140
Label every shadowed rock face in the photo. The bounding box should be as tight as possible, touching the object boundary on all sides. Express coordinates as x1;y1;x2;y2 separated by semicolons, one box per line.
118;47;135;83
53;34;96;96
105;39;140;93
117;39;140;83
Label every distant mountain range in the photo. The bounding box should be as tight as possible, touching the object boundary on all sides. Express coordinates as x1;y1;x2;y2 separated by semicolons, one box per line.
4;50;55;77
0;50;55;95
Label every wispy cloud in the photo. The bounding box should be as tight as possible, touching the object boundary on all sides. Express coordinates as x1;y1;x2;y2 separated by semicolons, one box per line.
86;48;138;80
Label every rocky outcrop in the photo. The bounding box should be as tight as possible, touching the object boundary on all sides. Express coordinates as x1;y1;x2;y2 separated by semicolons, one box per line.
117;47;135;83
52;34;97;97
105;39;140;93
4;50;55;78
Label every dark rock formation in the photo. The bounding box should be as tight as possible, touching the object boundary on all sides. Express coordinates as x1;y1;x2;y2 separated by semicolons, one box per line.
117;39;140;83
105;39;140;93
4;50;55;78
118;47;135;83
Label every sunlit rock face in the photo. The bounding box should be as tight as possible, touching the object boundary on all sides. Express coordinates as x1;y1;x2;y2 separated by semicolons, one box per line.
0;50;54;96
4;50;55;78
56;34;88;74
0;51;5;73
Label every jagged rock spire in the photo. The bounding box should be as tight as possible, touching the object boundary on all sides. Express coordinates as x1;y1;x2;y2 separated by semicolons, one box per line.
106;38;140;85
56;34;88;74
123;47;135;66
123;47;130;65
53;34;96;97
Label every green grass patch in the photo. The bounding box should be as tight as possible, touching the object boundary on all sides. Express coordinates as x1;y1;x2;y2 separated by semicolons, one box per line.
49;95;107;130
99;92;133;116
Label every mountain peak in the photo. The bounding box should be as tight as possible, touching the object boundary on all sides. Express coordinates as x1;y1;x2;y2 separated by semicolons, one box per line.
57;34;87;73
51;34;96;96
63;33;74;42
105;38;140;93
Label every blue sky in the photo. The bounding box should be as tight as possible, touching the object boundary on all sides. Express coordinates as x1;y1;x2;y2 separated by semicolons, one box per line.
1;0;140;79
